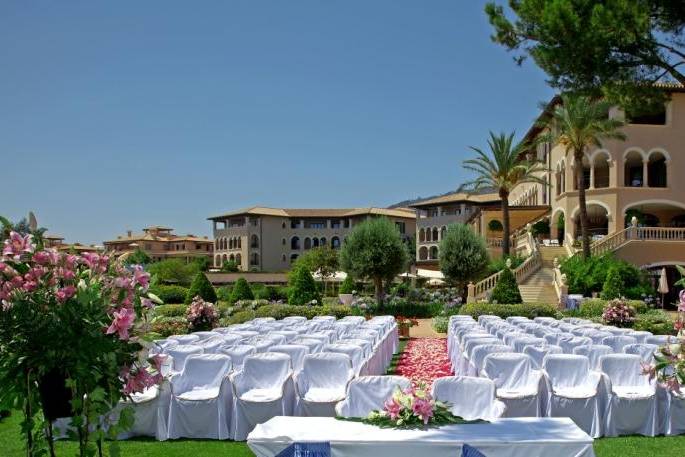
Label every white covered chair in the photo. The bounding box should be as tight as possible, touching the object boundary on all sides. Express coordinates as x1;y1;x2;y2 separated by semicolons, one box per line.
167;354;233;439
116;383;170;440
246;337;276;353
588;331;613;345
482;353;544;417
168;334;200;345
282;316;308;324
166;345;203;374
646;335;675;346
523;345;562;370
557;335;593;354
600;354;657;437
658;389;685;436
269;344;309;374
295;353;354;417
460;337;499;375
602;335;638;353
335;376;411;418
291;337;324;354
192;331;222;340
222;334;244;346
469;344;512;377
543;354;603;437
323;343;365;376
512;337;546;354
623;343;658;363
231;352;294;441
218;345;256;372
573;345;613;371
626;330;652;344
200;337;226;354
431;376;506;421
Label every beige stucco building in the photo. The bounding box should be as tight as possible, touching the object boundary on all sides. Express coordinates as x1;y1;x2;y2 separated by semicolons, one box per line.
208;207;416;272
104;226;213;262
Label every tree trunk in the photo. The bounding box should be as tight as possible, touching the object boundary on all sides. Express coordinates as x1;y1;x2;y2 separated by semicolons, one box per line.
575;151;591;259
500;190;511;257
373;277;384;309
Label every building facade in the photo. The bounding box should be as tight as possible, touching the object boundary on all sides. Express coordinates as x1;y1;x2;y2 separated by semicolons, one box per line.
409;192;500;269
104;226;213;262
208;207;416;271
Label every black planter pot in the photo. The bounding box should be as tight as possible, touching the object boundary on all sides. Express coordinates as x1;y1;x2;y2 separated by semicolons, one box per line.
38;369;73;421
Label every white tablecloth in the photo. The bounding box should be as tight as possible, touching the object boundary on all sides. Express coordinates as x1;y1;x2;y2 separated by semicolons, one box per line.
247;416;594;457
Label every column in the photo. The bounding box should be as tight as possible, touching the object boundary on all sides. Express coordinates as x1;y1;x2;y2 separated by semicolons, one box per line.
608;160;616;188
589;165;595;190
642;160;649;187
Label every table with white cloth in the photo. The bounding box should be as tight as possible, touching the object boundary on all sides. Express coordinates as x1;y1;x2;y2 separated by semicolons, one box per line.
247;416;594;457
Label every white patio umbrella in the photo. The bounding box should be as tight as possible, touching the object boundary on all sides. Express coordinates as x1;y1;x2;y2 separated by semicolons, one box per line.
657;268;669;309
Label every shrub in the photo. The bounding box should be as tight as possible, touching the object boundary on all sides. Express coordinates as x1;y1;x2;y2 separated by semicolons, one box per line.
147;258;199;286
383;298;444;318
186;296;219;331
439;224;489;289
579;299;606;317
184;272;217;304
220;260;239;272
339;275;356;294
150;317;188;337
288;265;322;306
490;267;522;304
601;267;624;300
149;285;189;304
216;286;233;302
227;309;256;325
230;278;254;302
601;298;636;327
432;316;449;333
561;253;651;298
634;311;676;335
459;302;558;319
154;304;188;317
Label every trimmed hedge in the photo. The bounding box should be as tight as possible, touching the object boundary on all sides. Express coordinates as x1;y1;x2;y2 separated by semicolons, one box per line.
458;302;558;319
224;304;361;325
150;316;188;337
154;304;188;317
579;298;648;317
149;285;189;304
634;311;676;335
382;300;444;318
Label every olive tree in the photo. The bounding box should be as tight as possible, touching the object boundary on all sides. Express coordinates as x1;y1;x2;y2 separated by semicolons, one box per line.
439;224;489;295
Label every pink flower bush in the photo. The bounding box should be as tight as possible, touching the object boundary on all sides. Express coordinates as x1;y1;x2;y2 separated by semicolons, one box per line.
186;296;219;331
602;299;636;327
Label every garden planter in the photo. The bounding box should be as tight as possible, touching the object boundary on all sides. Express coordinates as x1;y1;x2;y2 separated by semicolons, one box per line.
38;369;72;421
398;325;411;338
339;294;354;306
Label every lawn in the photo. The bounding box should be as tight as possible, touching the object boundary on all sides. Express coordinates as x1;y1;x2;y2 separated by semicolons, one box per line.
2;411;685;457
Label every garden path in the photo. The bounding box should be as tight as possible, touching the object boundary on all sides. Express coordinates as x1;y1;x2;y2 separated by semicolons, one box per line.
394;338;453;386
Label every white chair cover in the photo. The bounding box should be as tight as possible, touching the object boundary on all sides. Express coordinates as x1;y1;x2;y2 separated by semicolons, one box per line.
543;354;603;437
523;345;562;370
623;343;658;363
588;331;613;345
295;353;354;417
200;337;226;354
271;330;299;343
658;389;685;436
600;354;657;437
323;343;365;376
341;316;367;324
167;345;203;373
282;316;308;324
602;335;638;353
335;376;411;418
512;337;546;354
231;352;294;441
469;344;512;377
167;354;232;439
192;331;222;340
627;330;652;344
291;337;324;354
169;334;200;345
646;335;676;345
116;383;170;440
557;336;593;354
222;334;244;346
482;353;543;417
218;345;256;372
246;337;277;353
431;376;506;421
570;345;611;371
340;338;373;360
269;344;310;373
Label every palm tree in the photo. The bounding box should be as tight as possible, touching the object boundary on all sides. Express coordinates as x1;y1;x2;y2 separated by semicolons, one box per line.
547;94;625;259
463;131;546;257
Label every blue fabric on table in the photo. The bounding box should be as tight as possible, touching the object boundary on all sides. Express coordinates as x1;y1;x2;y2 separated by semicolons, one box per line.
462;444;487;457
275;442;331;457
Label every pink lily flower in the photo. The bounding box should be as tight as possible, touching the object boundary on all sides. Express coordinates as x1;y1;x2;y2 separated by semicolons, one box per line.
106;307;136;340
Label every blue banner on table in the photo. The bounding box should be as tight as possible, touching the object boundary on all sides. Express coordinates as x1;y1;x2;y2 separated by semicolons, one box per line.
275;442;331;457
462;444;487;457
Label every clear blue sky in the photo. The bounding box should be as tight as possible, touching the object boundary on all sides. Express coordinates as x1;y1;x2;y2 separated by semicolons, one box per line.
1;1;554;245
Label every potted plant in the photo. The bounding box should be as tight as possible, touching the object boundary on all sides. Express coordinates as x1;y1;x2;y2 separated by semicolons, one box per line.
396;315;419;338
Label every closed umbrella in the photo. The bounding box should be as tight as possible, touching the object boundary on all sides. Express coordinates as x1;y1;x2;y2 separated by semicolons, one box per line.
658;268;669;308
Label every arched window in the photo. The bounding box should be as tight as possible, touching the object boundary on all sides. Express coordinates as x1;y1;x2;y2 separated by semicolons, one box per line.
593;152;610;188
574;156;591;190
282;221;286;229
418;246;428;260
250;234;259;248
425;229;431;242
290;253;299;262
429;246;439;260
282;254;286;262
222;254;228;264
432;227;439;241
418;228;425;243
291;236;300;250
229;238;233;249
647;151;667;187
282;238;286;245
229;254;235;262
331;237;341;249
320;237;326;246
624;150;644;187
250;253;259;266
238;237;242;248
312;238;320;248
235;253;241;266
304;237;312;250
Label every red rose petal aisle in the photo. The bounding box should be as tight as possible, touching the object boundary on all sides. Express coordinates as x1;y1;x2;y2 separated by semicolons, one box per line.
394;337;453;386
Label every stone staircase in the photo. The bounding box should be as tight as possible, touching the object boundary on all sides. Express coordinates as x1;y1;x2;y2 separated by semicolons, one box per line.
518;246;567;304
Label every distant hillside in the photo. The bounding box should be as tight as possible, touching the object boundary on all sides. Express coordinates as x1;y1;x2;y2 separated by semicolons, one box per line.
388;185;496;208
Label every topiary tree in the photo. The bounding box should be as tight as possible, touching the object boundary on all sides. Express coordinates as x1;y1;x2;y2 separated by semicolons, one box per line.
288;264;322;305
339;217;409;305
339;275;355;294
439;224;489;294
490;264;522;304
601;267;625;300
184;272;217;304
230;277;254;303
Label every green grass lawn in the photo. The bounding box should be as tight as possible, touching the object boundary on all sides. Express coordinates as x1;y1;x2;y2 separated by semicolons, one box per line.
3;411;685;457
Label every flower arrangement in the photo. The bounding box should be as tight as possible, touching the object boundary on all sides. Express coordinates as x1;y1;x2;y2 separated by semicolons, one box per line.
602;298;636;327
340;383;484;428
186;296;219;331
0;231;163;457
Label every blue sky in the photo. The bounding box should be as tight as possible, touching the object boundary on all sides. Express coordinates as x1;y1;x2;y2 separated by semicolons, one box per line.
0;1;554;245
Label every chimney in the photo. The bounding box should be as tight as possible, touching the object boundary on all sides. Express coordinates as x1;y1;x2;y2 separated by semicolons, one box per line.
127;230;132;237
